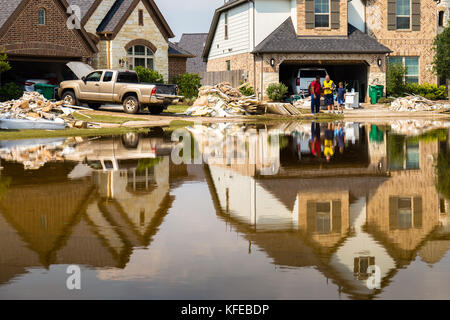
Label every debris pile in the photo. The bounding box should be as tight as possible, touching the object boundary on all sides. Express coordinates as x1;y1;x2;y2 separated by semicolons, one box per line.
186;82;300;117
293;96;312;109
0;139;75;170
389;95;450;112
0;92;92;129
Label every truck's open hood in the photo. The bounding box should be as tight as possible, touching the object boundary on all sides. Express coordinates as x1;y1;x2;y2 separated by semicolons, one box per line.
66;61;94;79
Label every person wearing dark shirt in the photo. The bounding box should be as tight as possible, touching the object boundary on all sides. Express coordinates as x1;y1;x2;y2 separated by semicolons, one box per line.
336;82;346;114
310;76;322;114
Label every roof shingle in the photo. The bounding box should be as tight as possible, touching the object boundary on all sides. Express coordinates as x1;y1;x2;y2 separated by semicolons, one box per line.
253;18;392;54
178;33;208;73
0;0;23;30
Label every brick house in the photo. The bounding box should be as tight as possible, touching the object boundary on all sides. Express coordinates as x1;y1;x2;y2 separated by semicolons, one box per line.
168;42;195;82
0;0;186;83
203;0;443;101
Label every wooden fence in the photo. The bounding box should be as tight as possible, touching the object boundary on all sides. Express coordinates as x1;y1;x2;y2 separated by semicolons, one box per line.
198;70;245;87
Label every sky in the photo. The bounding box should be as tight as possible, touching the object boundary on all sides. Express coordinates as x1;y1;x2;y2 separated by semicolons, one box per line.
154;0;224;41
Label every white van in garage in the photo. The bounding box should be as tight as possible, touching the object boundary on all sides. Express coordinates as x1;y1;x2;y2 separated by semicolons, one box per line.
292;68;328;96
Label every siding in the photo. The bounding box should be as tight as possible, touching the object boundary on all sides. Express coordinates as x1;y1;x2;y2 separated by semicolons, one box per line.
348;0;365;32
208;3;251;60
255;0;292;45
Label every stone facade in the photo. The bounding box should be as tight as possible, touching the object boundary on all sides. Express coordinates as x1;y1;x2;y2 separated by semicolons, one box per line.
366;0;439;85
296;0;348;37
207;52;256;87
91;1;169;81
0;0;93;60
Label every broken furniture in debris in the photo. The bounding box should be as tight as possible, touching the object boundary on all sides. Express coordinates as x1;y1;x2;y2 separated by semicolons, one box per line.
186;82;301;117
0;91;91;130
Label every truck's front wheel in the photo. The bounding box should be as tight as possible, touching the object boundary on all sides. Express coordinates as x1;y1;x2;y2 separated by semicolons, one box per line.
61;91;77;106
123;96;140;114
148;105;165;115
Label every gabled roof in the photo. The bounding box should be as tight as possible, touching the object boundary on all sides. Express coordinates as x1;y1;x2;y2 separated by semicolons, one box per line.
253;18;392;54
0;0;98;54
178;33;208;73
168;42;195;58
96;0;174;40
0;0;22;31
202;0;250;61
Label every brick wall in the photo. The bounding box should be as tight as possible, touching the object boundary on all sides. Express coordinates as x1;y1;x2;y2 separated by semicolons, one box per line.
168;56;187;82
0;0;93;59
366;0;438;84
297;0;348;37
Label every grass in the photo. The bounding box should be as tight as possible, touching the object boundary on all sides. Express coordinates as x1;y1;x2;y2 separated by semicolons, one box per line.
164;105;190;114
73;112;143;124
0;127;150;141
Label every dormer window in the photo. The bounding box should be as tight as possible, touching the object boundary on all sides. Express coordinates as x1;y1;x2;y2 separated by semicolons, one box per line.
38;8;46;25
315;0;330;28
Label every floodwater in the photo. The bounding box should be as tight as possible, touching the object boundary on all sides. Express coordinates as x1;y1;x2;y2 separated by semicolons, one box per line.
0;119;449;300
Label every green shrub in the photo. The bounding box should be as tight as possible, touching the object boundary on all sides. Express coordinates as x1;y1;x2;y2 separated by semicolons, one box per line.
0;82;23;102
173;73;202;99
387;63;407;96
403;83;447;100
134;66;164;84
266;83;288;101
239;83;254;96
437;153;450;200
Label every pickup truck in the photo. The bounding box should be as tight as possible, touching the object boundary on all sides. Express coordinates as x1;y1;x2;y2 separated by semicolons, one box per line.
58;69;181;114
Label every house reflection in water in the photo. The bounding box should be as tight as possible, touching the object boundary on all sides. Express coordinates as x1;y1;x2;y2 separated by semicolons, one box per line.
0;132;182;285
205;123;450;299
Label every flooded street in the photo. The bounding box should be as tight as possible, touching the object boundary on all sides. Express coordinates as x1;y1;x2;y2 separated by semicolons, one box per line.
0;120;449;300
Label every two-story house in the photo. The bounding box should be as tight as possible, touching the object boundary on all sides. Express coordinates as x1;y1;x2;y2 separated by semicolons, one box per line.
0;0;190;84
203;0;442;101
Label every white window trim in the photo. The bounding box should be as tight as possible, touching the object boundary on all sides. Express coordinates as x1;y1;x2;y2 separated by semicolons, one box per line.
127;46;154;70
396;0;412;30
314;0;331;29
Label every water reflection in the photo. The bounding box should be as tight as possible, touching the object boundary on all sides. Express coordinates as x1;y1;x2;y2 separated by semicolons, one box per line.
0;120;449;299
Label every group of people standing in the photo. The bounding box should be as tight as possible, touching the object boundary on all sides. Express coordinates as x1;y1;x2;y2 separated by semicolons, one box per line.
309;122;346;162
309;75;347;115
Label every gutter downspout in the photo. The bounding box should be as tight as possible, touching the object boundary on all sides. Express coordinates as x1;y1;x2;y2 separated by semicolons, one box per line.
100;32;113;69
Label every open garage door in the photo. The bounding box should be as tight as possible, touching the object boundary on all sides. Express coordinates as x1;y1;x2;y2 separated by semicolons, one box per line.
3;60;79;90
280;61;368;103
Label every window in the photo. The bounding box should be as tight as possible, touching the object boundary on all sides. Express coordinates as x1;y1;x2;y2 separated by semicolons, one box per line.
127;45;154;70
389;56;419;84
226;60;231;71
38;8;46;25
315;0;330;28
315;202;331;234
138;9;144;26
224;12;229;40
117;72;139;83
396;0;411;29
85;71;103;82
103;72;114;82
438;11;444;27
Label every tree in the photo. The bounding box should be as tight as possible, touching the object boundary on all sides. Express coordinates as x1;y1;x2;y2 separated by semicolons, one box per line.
386;63;407;97
173;73;202;99
134;66;164;84
0;49;11;86
432;24;450;95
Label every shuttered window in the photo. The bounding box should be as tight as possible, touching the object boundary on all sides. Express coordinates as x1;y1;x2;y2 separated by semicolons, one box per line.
388;0;420;31
314;0;330;28
138;9;144;26
396;0;411;29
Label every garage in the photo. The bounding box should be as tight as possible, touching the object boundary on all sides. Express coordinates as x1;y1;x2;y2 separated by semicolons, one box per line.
3;59;79;89
279;60;368;103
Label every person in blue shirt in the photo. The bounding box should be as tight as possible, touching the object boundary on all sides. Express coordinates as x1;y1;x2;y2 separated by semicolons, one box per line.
336;82;346;114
